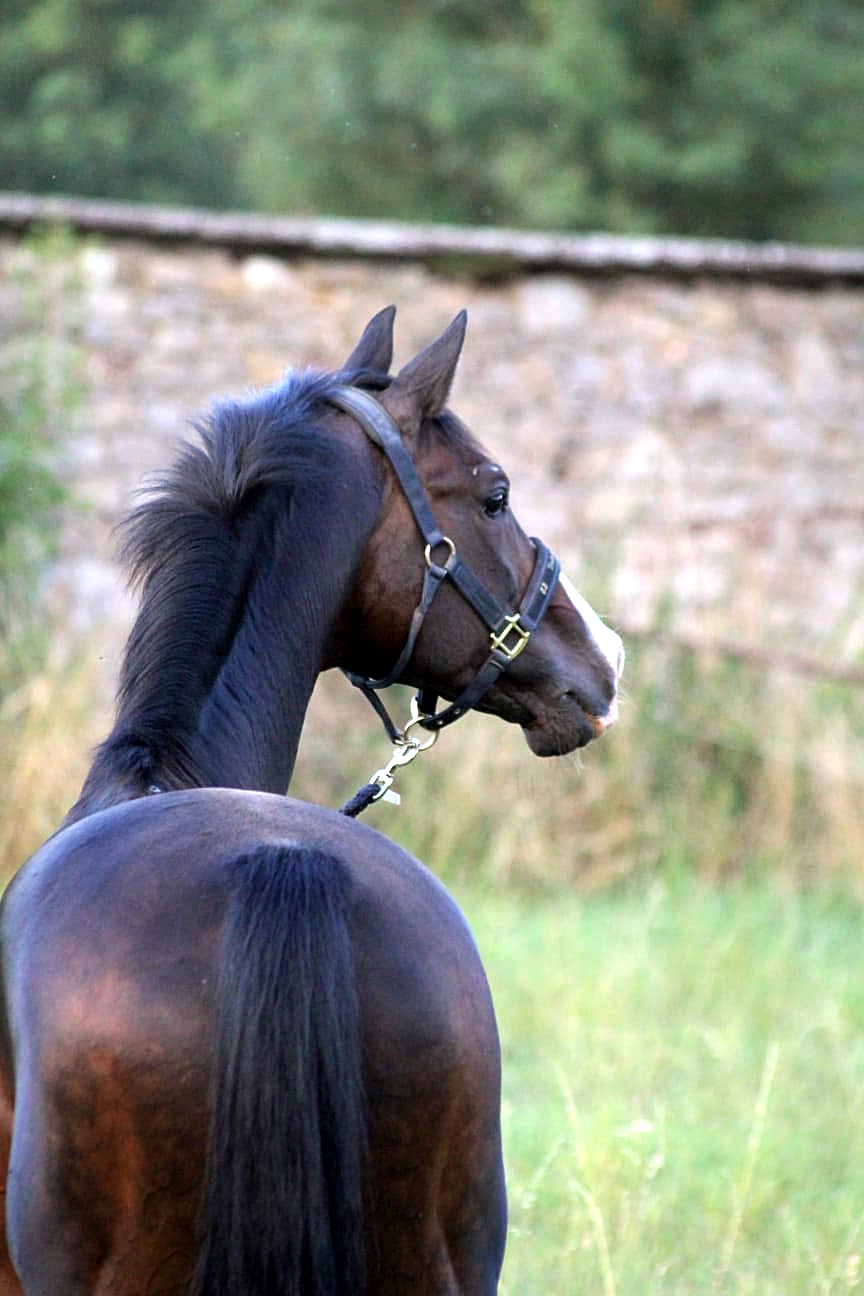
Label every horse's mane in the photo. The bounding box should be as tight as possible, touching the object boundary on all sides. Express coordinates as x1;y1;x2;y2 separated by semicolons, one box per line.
120;369;351;587
71;367;386;812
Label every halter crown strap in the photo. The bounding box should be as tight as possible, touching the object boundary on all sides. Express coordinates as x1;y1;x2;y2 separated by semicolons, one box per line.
330;384;561;736
329;387;447;550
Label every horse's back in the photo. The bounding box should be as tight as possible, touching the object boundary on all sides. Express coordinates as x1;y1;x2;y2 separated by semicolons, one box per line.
0;790;505;1294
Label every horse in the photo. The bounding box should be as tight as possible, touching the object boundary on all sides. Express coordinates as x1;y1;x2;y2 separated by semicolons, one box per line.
0;307;623;1295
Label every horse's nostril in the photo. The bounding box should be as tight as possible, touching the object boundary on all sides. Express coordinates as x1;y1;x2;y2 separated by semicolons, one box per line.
592;698;619;736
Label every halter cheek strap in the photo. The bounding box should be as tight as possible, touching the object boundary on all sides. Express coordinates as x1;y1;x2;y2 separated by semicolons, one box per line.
414;539;560;730
329;386;561;740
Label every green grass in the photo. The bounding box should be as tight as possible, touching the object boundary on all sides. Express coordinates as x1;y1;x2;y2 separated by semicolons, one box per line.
450;876;864;1295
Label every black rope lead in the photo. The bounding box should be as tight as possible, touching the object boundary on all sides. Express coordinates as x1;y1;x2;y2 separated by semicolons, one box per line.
339;783;380;818
338;704;440;817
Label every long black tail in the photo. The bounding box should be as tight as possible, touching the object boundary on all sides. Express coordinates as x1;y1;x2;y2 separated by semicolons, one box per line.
190;844;365;1296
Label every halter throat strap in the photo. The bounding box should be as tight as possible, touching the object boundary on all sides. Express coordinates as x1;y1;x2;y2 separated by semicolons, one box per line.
329;385;560;734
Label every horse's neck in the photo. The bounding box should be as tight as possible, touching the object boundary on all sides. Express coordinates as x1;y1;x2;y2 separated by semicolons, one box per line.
65;450;382;824
190;481;374;792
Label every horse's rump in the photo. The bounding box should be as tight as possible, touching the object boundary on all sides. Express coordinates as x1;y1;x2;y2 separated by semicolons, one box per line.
0;791;506;1294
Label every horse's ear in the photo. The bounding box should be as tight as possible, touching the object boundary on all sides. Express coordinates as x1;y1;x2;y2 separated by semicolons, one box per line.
381;310;467;432
339;305;396;377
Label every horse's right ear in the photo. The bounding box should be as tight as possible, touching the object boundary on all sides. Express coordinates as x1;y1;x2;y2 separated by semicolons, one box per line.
381;310;467;434
339;306;396;377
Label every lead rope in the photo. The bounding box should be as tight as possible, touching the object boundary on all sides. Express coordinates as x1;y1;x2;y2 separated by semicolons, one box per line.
339;698;439;818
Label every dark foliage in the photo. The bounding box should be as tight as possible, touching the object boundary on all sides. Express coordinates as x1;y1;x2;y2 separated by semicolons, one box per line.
3;0;862;243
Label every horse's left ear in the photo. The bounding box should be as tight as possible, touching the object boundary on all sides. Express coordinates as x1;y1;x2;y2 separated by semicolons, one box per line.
339;305;396;377
381;310;467;433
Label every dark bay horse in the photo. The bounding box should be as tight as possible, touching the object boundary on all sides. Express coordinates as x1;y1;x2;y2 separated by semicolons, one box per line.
0;309;623;1295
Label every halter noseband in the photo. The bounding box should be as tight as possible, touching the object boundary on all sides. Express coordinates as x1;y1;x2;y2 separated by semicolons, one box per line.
330;386;561;743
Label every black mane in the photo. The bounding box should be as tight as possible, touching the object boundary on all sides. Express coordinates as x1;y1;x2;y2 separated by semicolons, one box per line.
122;368;365;579
67;367;385;820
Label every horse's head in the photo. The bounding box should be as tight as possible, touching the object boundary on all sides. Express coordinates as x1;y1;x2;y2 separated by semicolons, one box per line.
332;309;623;757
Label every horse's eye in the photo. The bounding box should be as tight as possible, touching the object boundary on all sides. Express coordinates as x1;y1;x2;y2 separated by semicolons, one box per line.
483;489;509;518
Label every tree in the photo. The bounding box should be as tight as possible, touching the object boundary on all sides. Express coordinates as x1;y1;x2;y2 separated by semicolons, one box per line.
2;0;862;243
0;0;239;206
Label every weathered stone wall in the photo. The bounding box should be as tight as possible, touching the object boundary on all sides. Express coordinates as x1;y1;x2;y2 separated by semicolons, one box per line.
2;232;862;677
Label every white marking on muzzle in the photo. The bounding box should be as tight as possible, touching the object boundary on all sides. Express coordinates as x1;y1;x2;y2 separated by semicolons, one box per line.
559;572;625;683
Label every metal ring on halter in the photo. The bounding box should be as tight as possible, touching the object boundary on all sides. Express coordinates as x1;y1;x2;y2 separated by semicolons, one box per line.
424;536;456;569
402;712;440;750
367;718;437;803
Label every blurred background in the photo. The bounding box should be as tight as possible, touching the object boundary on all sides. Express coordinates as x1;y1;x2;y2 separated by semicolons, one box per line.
3;0;864;243
2;2;864;1292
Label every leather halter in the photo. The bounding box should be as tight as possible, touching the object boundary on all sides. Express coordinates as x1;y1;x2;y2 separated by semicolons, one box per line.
330;386;561;739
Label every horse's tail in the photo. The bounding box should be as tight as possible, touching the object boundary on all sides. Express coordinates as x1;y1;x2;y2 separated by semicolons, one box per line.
190;844;365;1296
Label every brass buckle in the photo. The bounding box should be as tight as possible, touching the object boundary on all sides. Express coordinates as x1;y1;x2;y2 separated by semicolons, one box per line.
490;613;531;662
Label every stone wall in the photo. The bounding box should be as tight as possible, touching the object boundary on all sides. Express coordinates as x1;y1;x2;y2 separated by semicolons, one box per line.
2;227;862;681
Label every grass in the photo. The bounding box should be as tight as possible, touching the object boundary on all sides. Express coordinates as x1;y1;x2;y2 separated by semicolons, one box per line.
458;876;864;1295
0;647;104;871
0;225;81;639
1;224;86;862
291;633;864;893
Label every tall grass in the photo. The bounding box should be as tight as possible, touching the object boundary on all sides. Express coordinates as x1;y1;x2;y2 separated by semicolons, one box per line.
289;636;864;893
0;226;93;873
463;876;864;1295
4;629;861;889
0;226;83;675
0;649;105;873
